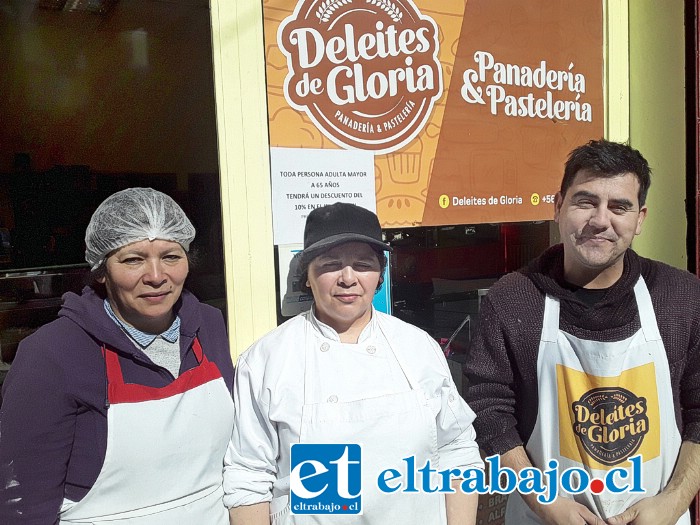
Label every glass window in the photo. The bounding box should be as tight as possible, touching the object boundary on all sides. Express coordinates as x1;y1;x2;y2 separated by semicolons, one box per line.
0;0;224;382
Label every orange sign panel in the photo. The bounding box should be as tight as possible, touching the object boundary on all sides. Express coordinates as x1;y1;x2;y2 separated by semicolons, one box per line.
264;0;604;226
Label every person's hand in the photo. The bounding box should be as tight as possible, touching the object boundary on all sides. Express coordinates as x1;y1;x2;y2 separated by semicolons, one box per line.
606;494;684;525
530;497;605;525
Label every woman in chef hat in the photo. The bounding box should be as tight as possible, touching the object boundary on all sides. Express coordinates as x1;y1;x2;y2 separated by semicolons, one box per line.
226;202;483;525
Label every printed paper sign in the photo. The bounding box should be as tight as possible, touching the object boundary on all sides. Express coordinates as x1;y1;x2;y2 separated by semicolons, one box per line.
270;147;376;245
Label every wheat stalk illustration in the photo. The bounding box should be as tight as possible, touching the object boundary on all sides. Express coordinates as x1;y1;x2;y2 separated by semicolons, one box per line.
366;0;403;22
316;0;352;23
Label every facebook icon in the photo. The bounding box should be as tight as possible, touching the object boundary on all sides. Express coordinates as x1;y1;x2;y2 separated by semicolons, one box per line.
290;444;362;515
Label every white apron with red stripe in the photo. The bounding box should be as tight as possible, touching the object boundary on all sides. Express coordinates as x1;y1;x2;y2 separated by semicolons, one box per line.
505;277;689;524
59;338;233;524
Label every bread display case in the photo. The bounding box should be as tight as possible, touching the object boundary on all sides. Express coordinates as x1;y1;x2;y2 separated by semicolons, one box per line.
386;221;551;394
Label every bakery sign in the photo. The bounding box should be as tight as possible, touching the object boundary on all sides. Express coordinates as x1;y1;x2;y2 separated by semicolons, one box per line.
461;51;591;122
277;0;443;154
267;0;604;227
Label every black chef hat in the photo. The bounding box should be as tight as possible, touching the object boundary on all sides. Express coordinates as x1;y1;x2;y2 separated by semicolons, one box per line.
300;202;391;266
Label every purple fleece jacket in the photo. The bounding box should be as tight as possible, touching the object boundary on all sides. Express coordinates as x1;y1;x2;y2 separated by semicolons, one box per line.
0;286;233;525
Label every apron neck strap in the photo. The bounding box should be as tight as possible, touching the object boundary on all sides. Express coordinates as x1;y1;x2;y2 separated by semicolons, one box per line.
103;336;204;388
303;318;311;403
192;337;205;363
374;314;421;390
541;295;560;342
103;346;126;386
633;276;661;342
541;277;660;343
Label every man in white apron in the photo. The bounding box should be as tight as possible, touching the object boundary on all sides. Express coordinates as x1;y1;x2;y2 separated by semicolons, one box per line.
465;139;700;525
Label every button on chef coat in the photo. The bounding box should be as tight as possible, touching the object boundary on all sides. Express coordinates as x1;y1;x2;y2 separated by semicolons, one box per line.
306;311;411;403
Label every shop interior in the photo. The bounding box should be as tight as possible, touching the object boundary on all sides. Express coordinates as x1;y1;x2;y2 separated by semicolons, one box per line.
385;221;551;392
0;0;224;391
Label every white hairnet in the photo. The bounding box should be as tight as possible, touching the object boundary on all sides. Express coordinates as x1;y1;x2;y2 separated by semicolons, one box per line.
85;187;196;270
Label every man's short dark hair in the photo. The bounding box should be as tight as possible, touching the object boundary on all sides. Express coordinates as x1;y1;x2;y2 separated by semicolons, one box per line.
561;139;652;206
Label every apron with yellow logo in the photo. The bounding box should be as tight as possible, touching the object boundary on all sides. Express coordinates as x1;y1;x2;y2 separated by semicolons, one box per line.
505;277;689;524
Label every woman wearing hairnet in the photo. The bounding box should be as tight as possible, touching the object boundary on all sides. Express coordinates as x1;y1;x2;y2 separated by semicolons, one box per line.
0;188;234;524
225;202;483;525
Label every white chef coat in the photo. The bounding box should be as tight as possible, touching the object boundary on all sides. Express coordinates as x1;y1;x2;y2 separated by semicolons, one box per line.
224;307;483;511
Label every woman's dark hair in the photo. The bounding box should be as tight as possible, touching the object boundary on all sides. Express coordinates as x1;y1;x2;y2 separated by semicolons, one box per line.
298;244;388;295
561;139;652;206
87;263;108;298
